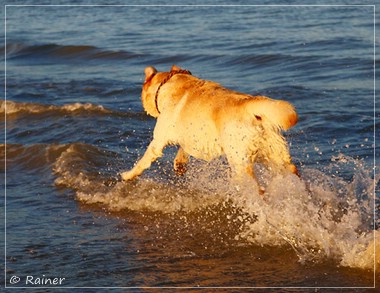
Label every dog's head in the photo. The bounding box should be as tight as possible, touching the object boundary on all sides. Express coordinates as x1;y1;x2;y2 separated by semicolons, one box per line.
141;65;185;117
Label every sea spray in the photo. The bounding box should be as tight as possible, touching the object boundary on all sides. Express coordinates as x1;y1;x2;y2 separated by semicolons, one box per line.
52;143;378;269
231;156;378;269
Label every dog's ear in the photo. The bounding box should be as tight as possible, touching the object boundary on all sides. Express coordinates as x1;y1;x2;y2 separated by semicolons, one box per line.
170;64;183;72
144;66;157;82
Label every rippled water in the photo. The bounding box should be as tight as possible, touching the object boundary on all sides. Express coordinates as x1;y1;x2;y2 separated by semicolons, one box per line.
3;1;379;290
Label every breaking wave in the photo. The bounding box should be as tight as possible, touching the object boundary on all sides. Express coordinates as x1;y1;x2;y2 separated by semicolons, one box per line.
1;100;114;118
47;142;379;271
2;143;68;173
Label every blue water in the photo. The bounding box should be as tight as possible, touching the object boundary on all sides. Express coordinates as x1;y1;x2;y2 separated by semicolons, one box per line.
2;1;379;290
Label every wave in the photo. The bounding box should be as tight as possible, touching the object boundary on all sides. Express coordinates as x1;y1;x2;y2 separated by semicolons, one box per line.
1;143;70;173
1;100;114;118
52;143;225;213
3;142;120;175
49;141;380;271
4;140;378;270
3;43;141;61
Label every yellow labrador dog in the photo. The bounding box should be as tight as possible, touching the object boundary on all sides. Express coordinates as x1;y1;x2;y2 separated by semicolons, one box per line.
121;65;298;190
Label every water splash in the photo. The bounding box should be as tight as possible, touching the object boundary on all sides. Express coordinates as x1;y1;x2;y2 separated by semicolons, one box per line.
233;155;378;270
52;143;378;270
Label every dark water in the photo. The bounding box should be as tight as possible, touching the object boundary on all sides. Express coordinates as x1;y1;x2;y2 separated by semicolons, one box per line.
3;1;379;290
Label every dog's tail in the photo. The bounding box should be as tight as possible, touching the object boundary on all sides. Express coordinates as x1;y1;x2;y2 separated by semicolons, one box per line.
248;97;298;131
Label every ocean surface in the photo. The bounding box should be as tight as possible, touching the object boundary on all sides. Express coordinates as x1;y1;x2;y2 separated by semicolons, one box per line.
2;0;379;290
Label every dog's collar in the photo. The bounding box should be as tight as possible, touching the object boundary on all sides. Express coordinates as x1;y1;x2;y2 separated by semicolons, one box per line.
154;69;192;114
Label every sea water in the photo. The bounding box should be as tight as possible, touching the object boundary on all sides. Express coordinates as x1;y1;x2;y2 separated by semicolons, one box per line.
2;0;378;289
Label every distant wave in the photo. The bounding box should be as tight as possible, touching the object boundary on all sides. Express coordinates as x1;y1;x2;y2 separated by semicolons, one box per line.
2;43;142;61
1;100;113;118
1;42;314;67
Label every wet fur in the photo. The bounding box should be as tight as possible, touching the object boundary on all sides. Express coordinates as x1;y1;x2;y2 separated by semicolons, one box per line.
121;65;298;190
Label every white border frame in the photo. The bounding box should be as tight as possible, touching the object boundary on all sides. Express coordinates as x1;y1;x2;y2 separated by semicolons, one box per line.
3;3;377;290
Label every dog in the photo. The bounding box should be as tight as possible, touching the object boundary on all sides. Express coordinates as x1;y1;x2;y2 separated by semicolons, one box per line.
121;65;298;191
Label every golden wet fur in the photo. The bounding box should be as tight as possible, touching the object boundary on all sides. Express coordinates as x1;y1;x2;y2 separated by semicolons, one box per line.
121;65;298;190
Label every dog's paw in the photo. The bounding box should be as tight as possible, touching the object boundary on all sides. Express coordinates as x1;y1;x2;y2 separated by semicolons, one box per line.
259;186;266;196
174;162;187;176
120;171;136;181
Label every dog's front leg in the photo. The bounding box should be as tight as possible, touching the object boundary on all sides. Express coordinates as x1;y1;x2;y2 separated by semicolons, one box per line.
121;140;166;181
173;147;189;175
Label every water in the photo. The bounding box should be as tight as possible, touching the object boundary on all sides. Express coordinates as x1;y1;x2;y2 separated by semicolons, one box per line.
3;1;379;290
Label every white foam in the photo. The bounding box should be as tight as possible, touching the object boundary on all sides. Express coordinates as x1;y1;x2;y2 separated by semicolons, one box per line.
53;145;379;270
1;100;110;116
231;157;378;270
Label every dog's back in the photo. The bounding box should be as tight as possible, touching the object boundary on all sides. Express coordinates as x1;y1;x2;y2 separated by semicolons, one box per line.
159;76;296;171
163;75;297;130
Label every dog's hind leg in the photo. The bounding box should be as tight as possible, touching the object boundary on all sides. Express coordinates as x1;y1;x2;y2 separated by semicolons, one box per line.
288;163;299;177
121;140;166;181
224;146;266;194
246;157;266;195
173;147;189;175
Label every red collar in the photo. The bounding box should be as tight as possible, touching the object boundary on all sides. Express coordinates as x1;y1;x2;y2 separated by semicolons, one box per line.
154;69;192;114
